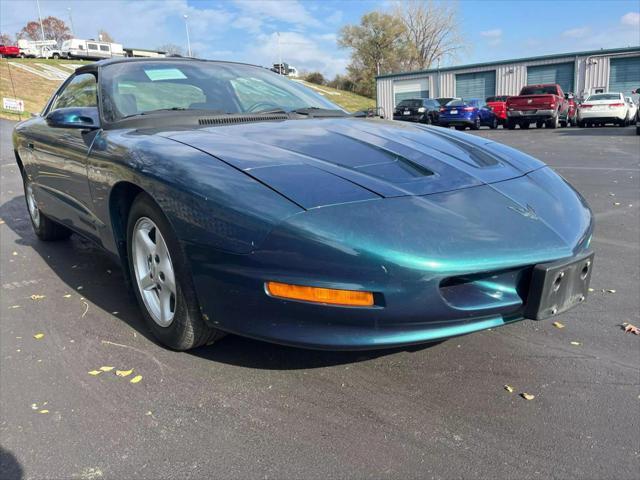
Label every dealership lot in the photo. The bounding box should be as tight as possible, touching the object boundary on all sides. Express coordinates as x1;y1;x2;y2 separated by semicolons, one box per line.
1;119;638;479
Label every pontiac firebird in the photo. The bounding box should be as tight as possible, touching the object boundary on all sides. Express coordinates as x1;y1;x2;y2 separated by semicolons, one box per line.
12;58;594;350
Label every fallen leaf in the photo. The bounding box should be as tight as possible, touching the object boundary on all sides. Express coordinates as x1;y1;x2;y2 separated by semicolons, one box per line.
588;288;594;292
9;305;20;309
63;294;72;298
520;393;535;400
33;333;44;339
99;366;114;372
0;219;5;224
553;321;565;329
115;369;133;377
12;251;18;256
605;289;616;294
130;375;142;384
38;409;49;414
31;403;38;410
77;286;83;290
88;370;102;376
504;385;514;393
570;341;581;346
622;323;640;335
30;294;46;300
145;411;153;416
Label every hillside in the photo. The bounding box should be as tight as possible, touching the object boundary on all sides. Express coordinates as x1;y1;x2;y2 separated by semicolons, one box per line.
291;79;376;112
0;59;375;120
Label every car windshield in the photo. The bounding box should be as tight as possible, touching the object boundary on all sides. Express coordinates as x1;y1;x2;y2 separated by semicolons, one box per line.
397;99;423;108
520;86;558;95
586;93;622;101
100;60;342;121
486;96;508;102
445;100;465;107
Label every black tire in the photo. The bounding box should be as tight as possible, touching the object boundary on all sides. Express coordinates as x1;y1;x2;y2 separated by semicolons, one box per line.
455;125;466;131
126;193;223;350
23;177;72;241
507;119;517;130
52;53;60;59
470;117;481;130
636;125;640;135
536;121;544;129
546;115;559;129
520;122;530;129
489;117;498;129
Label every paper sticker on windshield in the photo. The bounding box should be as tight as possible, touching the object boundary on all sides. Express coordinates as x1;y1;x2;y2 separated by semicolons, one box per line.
144;68;187;81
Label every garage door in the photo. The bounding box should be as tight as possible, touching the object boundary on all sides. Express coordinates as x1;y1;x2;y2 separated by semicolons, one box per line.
527;62;574;93
609;56;640;95
455;71;496;100
393;78;429;106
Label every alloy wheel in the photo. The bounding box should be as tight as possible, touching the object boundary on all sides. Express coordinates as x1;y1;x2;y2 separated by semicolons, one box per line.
132;217;177;327
26;183;40;228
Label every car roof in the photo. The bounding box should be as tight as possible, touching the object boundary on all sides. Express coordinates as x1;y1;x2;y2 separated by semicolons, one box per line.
75;56;262;75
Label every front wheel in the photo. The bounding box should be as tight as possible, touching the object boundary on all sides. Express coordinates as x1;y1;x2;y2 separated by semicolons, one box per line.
470;117;481;130
127;193;224;350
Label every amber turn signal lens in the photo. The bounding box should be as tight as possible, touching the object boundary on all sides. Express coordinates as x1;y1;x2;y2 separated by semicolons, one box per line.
266;281;374;307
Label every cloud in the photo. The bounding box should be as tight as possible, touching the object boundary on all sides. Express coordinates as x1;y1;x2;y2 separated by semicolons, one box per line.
233;0;321;29
562;26;591;38
480;29;502;46
621;12;640;27
243;31;348;78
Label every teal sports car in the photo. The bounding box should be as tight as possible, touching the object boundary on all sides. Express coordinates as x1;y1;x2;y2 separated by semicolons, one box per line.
13;58;594;350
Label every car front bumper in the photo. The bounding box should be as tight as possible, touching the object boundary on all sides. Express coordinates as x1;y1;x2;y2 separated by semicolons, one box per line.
186;169;594;350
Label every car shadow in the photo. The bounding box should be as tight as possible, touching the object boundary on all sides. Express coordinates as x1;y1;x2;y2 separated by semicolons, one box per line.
557;126;637;136
0;195;439;369
0;446;24;480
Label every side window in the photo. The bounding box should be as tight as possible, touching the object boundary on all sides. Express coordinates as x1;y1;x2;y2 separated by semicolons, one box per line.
78;44;85;50
50;73;98;112
99;45;110;52
87;43;98;51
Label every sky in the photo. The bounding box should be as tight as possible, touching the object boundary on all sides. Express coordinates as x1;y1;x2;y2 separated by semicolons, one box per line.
0;0;638;78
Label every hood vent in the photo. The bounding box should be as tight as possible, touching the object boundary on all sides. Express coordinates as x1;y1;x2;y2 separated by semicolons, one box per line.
199;114;289;126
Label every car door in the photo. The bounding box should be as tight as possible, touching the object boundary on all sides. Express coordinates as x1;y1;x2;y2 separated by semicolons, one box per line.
28;73;101;239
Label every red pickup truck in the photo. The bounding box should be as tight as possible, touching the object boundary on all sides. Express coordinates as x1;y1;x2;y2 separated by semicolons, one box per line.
506;84;570;129
0;44;20;58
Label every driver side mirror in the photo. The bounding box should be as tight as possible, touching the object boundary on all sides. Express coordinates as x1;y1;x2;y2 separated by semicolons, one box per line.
46;107;100;129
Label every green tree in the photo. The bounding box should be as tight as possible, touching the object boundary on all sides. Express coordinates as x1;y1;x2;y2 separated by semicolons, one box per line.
305;72;325;85
338;12;410;98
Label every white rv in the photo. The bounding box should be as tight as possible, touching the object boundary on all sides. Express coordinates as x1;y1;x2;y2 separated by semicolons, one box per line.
17;39;57;58
61;38;124;60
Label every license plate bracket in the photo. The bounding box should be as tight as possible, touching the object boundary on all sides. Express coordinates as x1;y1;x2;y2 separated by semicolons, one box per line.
524;251;594;320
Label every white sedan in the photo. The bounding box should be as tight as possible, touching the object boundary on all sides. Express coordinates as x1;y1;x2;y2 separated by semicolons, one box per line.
577;92;629;127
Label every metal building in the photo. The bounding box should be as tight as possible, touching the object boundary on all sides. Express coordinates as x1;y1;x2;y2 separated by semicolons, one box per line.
376;46;640;119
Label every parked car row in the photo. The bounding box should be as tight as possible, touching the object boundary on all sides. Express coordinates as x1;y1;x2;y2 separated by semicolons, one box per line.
393;83;639;131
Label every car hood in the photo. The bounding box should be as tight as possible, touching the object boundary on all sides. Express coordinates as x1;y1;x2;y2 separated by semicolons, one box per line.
160;118;545;209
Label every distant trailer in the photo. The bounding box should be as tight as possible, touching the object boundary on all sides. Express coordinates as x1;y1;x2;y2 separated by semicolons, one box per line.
124;48;166;58
61;38;125;60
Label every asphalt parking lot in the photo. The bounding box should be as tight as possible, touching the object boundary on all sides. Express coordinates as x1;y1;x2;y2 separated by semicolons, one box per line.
1;118;638;480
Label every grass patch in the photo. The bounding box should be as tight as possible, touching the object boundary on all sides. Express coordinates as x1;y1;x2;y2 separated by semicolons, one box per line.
291;79;376;113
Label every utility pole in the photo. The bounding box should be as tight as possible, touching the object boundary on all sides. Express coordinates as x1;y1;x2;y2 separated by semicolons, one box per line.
36;0;46;41
183;14;191;57
277;31;282;74
67;7;75;36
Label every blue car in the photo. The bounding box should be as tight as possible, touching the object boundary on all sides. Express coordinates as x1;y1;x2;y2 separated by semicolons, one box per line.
12;58;594;351
439;98;499;130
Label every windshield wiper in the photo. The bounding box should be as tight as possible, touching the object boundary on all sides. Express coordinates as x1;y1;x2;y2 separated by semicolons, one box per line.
289;107;348;117
121;107;226;120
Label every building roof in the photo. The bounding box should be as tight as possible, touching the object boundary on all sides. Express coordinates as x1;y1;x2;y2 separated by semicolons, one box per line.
376;46;640;80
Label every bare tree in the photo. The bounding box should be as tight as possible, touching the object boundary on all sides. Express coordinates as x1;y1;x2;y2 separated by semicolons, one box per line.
98;29;115;43
395;0;464;70
0;33;14;45
157;43;184;56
